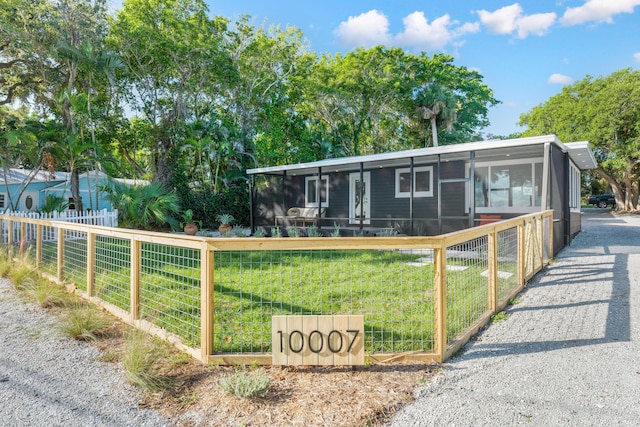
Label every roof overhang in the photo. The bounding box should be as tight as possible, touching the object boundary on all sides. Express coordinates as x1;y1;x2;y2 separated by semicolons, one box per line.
247;134;596;175
565;141;598;170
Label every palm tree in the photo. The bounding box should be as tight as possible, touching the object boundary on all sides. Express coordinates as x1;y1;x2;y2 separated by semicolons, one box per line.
414;83;458;147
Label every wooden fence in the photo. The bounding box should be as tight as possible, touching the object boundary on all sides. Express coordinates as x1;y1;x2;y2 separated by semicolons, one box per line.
0;210;552;365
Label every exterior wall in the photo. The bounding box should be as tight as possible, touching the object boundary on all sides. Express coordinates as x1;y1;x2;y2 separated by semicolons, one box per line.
549;144;567;254
0;181;66;211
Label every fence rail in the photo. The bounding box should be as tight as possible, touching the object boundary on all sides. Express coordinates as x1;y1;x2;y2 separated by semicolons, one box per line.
0;210;552;365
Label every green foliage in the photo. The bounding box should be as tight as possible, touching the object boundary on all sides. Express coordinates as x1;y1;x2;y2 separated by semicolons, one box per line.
59;306;111;341
101;180;180;230
520;68;640;210
180;209;202;228
122;331;176;392
306;224;321;237
270;227;282;238
25;278;73;308
39;195;69;214
253;226;267;237
216;213;235;225
219;367;271;398
287;226;300;237
330;222;341;237
491;311;508;323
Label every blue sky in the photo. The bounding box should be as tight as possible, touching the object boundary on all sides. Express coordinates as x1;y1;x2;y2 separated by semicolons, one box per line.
205;0;640;137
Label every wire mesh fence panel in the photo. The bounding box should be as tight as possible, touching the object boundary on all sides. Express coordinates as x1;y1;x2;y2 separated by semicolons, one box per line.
63;229;88;290
139;243;201;347
94;236;131;311
41;225;59;277
446;236;489;342
497;227;519;302
212;248;435;354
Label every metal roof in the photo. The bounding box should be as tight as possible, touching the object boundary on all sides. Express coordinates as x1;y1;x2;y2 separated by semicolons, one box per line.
247;134;598;175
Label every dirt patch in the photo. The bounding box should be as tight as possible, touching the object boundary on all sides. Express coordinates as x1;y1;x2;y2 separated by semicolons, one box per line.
139;359;437;427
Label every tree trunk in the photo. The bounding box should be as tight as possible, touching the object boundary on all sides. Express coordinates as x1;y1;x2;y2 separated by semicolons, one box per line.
70;168;83;212
430;116;438;147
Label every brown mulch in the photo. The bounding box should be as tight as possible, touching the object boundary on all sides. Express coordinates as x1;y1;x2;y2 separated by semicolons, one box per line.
92;328;438;427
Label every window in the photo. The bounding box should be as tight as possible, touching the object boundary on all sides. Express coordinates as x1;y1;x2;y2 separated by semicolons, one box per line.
395;166;433;198
569;163;581;211
0;194;4;209
25;195;33;210
305;176;329;207
68;197;75;210
470;159;543;211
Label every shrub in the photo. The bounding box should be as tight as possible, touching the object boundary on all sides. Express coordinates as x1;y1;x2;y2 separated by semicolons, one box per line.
219;367;271;398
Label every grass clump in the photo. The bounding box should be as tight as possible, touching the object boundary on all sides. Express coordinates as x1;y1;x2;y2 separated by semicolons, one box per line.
7;262;40;291
219;366;271;398
491;311;508;323
122;331;175;392
59;306;111;341
25;278;74;308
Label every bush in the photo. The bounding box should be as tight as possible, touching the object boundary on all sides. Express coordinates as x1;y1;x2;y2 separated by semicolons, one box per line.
219;367;271;398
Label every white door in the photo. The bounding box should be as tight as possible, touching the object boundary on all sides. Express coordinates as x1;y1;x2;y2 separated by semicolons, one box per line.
349;172;370;224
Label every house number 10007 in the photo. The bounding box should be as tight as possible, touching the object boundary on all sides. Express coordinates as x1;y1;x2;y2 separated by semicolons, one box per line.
277;329;359;354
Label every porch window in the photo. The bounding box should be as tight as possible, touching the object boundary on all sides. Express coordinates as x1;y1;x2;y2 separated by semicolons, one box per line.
569;163;581;211
395;166;433;198
305;176;329;207
0;194;4;209
472;160;542;210
68;197;75;210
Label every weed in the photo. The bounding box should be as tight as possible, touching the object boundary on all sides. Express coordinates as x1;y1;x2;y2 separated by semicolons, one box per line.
219;366;271;398
122;331;175;392
59;306;111;341
491;311;508;323
507;296;522;305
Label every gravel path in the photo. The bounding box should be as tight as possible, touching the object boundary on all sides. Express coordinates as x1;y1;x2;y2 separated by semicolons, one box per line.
390;209;640;426
0;279;170;427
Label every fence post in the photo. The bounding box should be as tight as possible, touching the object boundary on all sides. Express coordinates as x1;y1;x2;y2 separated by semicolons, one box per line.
433;242;447;363
19;222;26;255
36;224;42;268
488;228;498;312
517;221;525;287
87;232;96;297
130;239;141;322
57;226;64;282
7;219;13;254
200;245;214;363
537;216;543;272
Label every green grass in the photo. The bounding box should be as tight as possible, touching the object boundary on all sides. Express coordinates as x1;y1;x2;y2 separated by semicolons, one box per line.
37;238;521;355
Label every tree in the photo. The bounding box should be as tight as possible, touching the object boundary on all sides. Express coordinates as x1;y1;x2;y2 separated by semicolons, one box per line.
519;68;640;210
413;82;458;147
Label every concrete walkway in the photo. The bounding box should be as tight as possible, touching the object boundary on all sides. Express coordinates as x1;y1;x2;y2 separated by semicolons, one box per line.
390;209;640;426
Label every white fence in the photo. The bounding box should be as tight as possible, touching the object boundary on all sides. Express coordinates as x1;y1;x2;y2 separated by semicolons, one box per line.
1;209;118;244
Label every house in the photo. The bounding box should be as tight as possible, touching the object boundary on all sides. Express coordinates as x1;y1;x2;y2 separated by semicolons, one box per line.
0;168;69;212
43;170;148;211
1;168;145;213
247;135;597;253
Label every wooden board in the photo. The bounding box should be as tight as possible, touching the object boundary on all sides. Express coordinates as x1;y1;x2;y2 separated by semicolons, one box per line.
272;315;364;366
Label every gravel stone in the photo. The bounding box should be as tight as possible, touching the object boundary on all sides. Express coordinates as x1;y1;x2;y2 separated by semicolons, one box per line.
390;209;640;426
0;279;170;427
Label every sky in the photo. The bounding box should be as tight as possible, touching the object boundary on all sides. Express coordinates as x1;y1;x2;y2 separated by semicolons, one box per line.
203;0;640;138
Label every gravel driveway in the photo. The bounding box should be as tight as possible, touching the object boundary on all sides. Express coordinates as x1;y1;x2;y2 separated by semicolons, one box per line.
390;209;640;426
0;279;170;426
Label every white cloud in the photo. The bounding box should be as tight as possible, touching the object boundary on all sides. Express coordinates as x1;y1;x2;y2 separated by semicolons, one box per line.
394;12;453;51
548;73;574;84
334;9;479;52
634;52;640;62
561;0;640;26
516;13;557;38
334;10;391;47
477;4;557;39
477;3;523;35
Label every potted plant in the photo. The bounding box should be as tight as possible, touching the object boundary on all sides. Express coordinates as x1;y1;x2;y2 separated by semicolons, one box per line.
180;209;202;236
216;213;235;235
